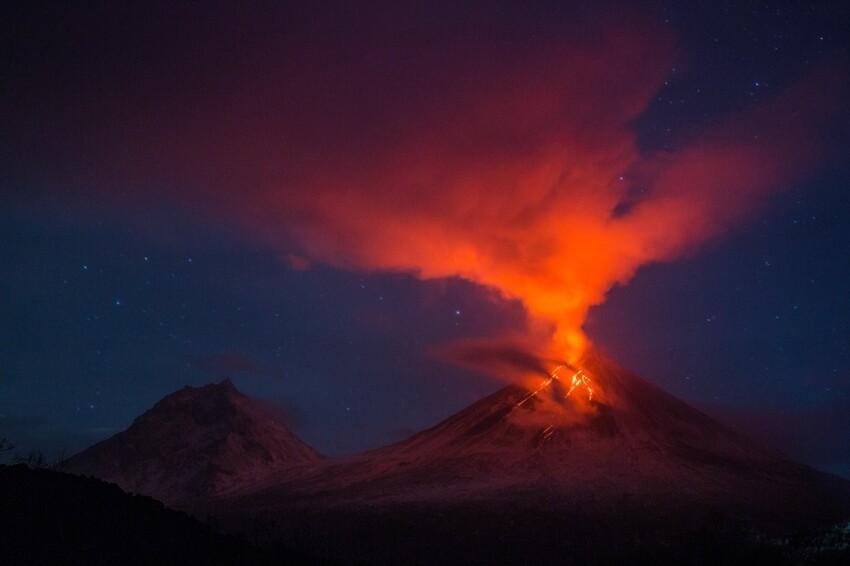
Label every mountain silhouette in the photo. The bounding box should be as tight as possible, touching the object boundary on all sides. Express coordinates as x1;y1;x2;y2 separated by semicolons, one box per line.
232;351;848;522
64;378;321;504
207;351;850;564
65;355;850;564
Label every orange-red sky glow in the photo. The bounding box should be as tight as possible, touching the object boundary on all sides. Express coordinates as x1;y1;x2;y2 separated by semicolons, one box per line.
71;12;835;368
236;27;838;365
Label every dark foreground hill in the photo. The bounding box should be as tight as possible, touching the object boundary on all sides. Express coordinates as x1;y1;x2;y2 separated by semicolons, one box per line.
0;464;333;566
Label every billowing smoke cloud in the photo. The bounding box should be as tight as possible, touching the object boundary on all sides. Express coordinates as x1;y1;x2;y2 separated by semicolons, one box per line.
239;36;841;363
5;4;844;365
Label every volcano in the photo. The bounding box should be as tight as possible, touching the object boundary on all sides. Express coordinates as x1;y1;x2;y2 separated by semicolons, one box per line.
63;379;322;505
228;352;848;516
65;356;850;564
205;351;850;564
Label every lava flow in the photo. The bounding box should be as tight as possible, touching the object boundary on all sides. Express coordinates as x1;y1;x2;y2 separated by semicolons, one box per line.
508;364;596;417
565;368;593;402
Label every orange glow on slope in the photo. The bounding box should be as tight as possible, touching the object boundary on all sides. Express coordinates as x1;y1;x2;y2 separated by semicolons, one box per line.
508;364;596;419
565;369;593;402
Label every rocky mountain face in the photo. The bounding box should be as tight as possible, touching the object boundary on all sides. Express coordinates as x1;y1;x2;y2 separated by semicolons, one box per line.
63;379;321;504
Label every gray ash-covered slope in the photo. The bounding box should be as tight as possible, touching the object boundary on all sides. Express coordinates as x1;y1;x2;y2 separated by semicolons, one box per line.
64;379;321;505
235;351;850;530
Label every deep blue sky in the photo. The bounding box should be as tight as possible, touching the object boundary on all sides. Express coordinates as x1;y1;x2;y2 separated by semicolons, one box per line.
2;1;849;478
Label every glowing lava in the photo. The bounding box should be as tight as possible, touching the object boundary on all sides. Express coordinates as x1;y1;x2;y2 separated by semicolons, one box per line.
565;368;593;402
508;364;596;417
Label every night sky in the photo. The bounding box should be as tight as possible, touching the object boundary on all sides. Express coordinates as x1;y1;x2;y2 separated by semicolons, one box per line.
2;2;849;479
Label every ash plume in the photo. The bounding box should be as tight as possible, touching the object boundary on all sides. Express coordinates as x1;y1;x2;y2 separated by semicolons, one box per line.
8;4;846;365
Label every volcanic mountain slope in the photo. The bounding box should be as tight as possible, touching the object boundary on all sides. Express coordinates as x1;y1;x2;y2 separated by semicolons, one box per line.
232;351;850;529
61;355;850;564
203;351;850;565
63;379;321;505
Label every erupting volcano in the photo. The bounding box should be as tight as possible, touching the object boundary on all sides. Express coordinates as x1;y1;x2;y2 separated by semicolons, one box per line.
7;2;850;563
176;351;849;564
226;350;844;512
61;346;850;564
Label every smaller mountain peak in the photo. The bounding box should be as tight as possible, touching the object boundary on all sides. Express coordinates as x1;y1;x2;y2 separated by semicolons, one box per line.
64;376;322;504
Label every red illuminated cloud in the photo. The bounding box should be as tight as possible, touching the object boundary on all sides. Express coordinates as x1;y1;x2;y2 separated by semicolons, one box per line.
10;4;842;366
235;34;841;363
232;19;680;362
